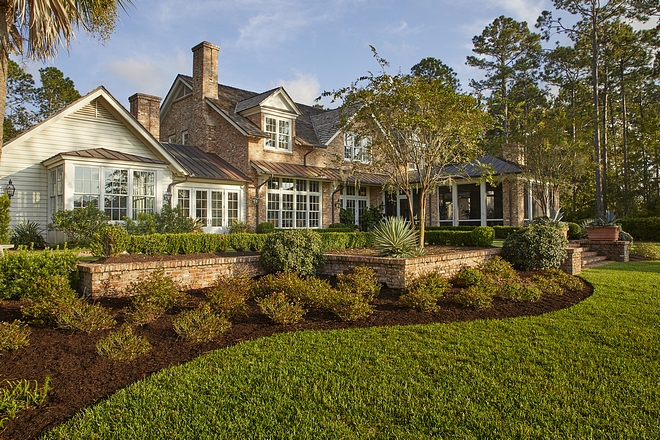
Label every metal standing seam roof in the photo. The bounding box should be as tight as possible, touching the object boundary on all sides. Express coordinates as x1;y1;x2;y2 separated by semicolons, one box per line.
251;160;388;186
42;148;167;165
162;143;250;182
438;154;522;178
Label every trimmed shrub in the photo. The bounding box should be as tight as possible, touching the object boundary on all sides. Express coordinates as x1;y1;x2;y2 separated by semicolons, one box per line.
256;222;275;234
492;226;523;239
531;274;563;296
470;226;495;247
0;320;31;351
328;223;347;229
55;300;116;333
126;233;228;255
228;220;251;234
453;284;496;310
123;205;201;235
260;230;325;276
257;292;306;325
172;304;231;343
125;271;187;326
326;291;374;321
542;269;583;292
96;324;151;362
499;281;542;302
500;225;568;271
619;217;660;241
450;267;484;288
400;273;448;312
336;266;381;301
480;256;517;284
320;232;374;250
90;225;130;257
10;220;46;248
228;233;267;252
125;302;166;327
206;272;254;318
0;194;10;244
631;242;660;260
0;248;79;299
567;222;582;240
50;205;109;246
373;217;421;257
253;271;333;309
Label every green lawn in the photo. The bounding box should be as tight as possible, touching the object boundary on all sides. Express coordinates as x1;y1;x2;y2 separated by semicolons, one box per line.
46;262;660;439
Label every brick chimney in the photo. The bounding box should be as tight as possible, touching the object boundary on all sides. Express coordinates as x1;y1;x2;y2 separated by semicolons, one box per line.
128;93;162;140
191;41;219;101
502;143;525;166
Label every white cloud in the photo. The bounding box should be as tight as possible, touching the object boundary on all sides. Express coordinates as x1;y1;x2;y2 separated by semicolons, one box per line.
104;50;188;97
274;72;321;105
485;0;547;25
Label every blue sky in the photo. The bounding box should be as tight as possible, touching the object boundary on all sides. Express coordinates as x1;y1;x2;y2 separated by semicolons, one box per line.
16;0;565;108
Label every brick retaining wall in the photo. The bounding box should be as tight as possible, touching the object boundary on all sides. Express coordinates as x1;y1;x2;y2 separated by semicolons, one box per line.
580;240;629;262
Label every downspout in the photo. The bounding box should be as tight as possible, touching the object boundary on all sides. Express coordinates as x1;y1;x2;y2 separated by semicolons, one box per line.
166;176;189;207
303;143;316;166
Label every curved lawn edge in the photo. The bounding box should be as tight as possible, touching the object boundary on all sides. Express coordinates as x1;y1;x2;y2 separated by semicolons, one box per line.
44;262;660;439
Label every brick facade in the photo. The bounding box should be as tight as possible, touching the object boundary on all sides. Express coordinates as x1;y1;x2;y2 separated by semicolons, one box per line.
128;93;161;139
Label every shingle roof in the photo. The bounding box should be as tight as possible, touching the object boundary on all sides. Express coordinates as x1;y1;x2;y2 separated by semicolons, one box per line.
439;154;522;178
43;148;167;165
251;160;388;186
178;75;339;147
162;143;250;182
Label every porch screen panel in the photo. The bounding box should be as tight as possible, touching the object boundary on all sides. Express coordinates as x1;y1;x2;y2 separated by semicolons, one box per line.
486;183;503;225
438;186;453;223
457;184;481;225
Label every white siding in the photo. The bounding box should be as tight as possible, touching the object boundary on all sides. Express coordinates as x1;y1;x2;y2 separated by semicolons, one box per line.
0;98;174;235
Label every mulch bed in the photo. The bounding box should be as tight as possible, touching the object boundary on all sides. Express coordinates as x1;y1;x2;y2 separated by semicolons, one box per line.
0;266;593;440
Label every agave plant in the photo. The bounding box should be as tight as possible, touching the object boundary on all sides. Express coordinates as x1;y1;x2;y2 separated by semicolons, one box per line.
372;217;421;258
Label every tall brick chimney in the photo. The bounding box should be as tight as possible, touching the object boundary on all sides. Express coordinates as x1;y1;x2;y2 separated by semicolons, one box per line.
191;41;219;101
128;93;162;140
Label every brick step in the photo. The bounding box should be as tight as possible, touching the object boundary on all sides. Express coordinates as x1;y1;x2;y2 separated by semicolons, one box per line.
581;251;600;258
582;254;608;267
582;259;614;269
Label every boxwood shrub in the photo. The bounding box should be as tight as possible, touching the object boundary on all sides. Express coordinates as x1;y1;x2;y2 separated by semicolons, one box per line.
260;230;326;276
500;224;568;271
424;226;494;247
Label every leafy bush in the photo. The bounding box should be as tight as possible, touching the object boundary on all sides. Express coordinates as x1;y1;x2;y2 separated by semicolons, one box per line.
96;324;151;362
260;230;326;276
125;302;166;327
618;230;633;243
253;271;333;309
0;248;79;299
90;225;130;257
450;267;484;288
531;275;563;296
631;242;660;260
359;206;384;232
491;226;522;239
542;269;583;292
470;226;495;247
0;195;10;244
0;320;30;351
173;304;231;343
256;222;275;234
123;205;201;235
499;281;542;302
257;292;306;325
50;205;109;246
55;300;116;333
206;272;254;317
566;222;582;240
228;220;251;234
339;208;355;228
228;232;267;252
373;217;421;257
400;273;448;312
0;376;50;429
10;220;46;248
453;284;496;310
320;232;374;250
125;270;187;310
336;266;381;301
500;225;568;271
480;257;517;284
326;291;374;321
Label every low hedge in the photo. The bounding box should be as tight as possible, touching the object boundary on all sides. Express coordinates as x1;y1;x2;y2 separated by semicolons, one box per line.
320;232;374;250
0;248;80;299
425;225;519;239
425;226;494;247
619;217;660;241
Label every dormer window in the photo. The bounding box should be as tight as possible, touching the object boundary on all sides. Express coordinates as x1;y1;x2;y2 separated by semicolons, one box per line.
344;132;371;164
265;116;291;152
181;131;189;145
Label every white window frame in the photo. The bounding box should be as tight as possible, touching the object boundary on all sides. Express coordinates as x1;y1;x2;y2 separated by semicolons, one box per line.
344;132;372;164
264;116;292;152
168;134;176;144
340;185;369;226
266;177;321;229
181;131;189;145
174;185;243;233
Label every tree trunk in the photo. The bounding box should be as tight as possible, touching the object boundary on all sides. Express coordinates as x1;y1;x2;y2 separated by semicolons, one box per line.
602;68;609;212
620;63;629;214
591;12;604;219
0;6;9;152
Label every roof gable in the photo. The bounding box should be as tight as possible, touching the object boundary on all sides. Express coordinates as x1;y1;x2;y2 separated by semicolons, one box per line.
3;86;188;176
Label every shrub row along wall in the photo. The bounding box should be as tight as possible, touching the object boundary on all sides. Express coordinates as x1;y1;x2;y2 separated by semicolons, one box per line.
618;217;660;241
425;225;521;239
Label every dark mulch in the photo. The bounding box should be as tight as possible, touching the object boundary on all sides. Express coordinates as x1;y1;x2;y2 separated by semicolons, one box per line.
0;274;593;440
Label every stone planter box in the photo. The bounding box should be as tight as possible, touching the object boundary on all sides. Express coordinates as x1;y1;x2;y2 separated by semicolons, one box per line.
587;226;619;241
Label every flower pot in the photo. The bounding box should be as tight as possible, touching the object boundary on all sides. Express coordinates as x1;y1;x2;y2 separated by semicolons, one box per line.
587;226;619;241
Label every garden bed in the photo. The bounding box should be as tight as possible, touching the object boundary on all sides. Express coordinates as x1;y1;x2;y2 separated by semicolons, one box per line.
0;277;592;440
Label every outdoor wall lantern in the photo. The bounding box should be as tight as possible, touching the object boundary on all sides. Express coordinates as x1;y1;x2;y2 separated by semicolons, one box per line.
251;197;260;205
163;191;172;205
5;180;15;199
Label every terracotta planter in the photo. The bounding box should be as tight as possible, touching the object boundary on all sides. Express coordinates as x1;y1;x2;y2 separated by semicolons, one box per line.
587;226;620;241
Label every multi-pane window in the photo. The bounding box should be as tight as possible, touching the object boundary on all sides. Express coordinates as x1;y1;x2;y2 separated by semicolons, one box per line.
132;171;155;219
227;192;239;224
340;185;369;226
267;177;321;228
50;166;64;215
211;191;223;227
104;169;128;221
181;131;189;145
196;190;208;226
344;132;371;163
265;116;291;151
177;189;191;216
73;166;100;209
